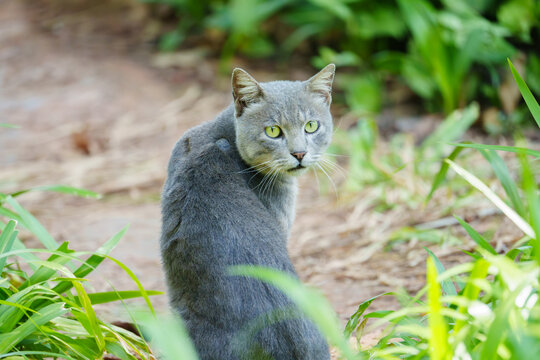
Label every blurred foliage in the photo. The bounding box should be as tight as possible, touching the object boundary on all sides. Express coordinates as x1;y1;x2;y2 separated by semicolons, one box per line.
143;0;539;117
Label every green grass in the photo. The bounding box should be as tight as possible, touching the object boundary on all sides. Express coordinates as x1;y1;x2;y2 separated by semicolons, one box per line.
0;186;162;359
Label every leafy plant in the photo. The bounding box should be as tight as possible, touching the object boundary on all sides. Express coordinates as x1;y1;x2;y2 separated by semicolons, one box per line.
0;184;161;359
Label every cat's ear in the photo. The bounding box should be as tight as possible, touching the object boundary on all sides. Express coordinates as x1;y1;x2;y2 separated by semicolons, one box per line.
306;64;335;105
232;68;264;117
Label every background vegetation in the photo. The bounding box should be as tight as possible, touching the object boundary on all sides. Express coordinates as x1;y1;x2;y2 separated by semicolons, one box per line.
145;0;539;127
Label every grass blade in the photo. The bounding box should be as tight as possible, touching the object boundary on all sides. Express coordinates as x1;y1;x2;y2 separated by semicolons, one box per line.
5;196;58;250
72;281;105;350
426;146;466;203
426;257;450;360
454;216;497;255
446;159;534;238
53;225;128;295
425;248;457;297
0;303;69;353
229;265;360;360
143;315;199;360
480;149;526;217
453;259;489;333
81;290;163;305
508;59;540;128
0;220;18;270
105;255;156;317
519;151;540;262
10;185;101;199
449;143;540;158
344;292;392;338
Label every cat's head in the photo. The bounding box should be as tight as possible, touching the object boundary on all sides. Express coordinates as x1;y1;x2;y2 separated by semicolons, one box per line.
232;64;335;177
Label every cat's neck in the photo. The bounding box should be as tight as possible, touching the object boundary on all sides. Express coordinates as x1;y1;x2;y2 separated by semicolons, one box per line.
246;169;298;236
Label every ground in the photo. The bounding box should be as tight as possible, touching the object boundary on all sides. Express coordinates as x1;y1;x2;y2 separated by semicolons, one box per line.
0;0;525;352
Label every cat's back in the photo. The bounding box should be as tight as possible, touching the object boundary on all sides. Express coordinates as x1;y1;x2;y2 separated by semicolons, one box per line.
165;105;236;177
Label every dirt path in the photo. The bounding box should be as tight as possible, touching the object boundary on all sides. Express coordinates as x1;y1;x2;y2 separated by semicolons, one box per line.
0;0;521;336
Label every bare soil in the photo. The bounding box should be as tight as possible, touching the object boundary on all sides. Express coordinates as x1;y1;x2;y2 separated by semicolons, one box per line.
0;0;525;350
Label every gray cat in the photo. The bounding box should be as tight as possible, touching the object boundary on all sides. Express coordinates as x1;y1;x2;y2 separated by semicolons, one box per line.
160;64;335;359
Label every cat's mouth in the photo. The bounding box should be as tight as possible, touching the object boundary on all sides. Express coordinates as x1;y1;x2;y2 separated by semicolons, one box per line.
288;164;306;172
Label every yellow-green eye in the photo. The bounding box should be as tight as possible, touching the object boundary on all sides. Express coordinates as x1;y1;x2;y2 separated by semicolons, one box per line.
265;125;282;138
305;120;319;133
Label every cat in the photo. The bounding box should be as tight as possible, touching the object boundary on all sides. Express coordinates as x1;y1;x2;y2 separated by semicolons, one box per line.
160;64;335;359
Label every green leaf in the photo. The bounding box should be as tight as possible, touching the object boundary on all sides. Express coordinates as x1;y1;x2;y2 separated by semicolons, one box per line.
519;150;540;262
0;124;18;128
143;315;198;360
20;242;74;290
454;216;497;255
508;59;540;128
426;257;450;360
5;196;58;250
449;142;540;157
453;258;489;333
53;225;128;296
344;292;392;338
480;149;526;217
426;146;466;203
72;281;105;350
10;185;101;199
424;248;457;297
0;303;68;353
105;254;156;317
0;220;18;270
446;159;534;238
82;290;163;305
229;265;359;360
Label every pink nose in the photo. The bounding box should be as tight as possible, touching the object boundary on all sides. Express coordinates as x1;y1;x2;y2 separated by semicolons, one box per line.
291;151;306;161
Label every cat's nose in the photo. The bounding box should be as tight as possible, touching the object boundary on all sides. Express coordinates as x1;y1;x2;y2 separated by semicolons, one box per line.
291;151;306;161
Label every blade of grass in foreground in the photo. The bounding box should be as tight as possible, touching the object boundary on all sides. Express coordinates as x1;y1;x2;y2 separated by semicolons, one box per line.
426;146;466;203
5;196;58;250
449;143;540;158
105;255;156;317
76;290;164;305
143;315;198;360
425;248;457;297
453;259;489;333
0;220;18;270
53;226;129;296
454;216;497;255
480;149;526;217
426;257;450;360
519;152;540;262
446;159;534;238
230;265;361;360
508;59;540;128
0;302;69;353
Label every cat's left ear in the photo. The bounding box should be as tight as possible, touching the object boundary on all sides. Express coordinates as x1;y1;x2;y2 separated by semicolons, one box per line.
305;64;335;105
232;68;264;117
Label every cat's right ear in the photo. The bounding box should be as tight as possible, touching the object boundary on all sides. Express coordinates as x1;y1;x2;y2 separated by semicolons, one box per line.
232;68;264;117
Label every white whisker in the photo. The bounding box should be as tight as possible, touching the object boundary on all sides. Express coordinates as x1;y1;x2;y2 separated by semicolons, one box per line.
316;163;337;196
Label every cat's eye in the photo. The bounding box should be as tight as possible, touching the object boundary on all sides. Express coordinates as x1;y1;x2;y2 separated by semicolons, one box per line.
304;120;319;133
265;125;282;138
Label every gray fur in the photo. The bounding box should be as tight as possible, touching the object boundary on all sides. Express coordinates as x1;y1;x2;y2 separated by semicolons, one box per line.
160;65;335;359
